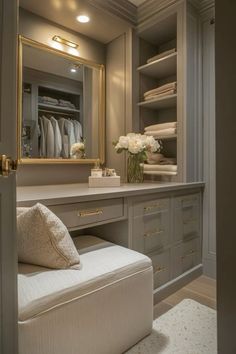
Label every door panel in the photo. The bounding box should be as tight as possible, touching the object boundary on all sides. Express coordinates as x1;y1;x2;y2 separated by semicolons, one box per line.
0;0;18;353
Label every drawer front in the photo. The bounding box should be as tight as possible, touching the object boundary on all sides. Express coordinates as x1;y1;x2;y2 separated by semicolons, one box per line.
174;194;200;242
132;210;170;254
151;250;171;289
172;238;201;278
49;198;124;229
133;197;170;217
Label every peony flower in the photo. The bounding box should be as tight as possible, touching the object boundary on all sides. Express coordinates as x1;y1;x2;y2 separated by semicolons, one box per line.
118;136;129;149
71;142;85;155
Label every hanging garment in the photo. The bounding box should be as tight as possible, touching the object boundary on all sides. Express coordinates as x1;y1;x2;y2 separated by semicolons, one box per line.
73;120;83;143
42;116;55;158
50;116;62;158
58;118;68;158
39;117;46;157
64;119;76;156
58;118;76;158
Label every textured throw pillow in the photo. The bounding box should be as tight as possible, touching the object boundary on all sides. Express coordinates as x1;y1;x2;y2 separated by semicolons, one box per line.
17;203;80;269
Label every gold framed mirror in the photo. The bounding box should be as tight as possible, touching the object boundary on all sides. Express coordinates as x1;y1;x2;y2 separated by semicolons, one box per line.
17;35;105;164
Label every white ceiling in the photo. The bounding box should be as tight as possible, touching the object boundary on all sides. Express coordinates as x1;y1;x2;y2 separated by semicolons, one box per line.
19;0;131;44
128;0;147;6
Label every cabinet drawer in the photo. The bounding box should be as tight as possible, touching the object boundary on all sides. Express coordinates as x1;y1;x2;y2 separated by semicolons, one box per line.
133;197;170;217
132;210;170;254
174;194;200;242
49;198;124;229
174;193;200;209
151;250;171;289
172;238;201;278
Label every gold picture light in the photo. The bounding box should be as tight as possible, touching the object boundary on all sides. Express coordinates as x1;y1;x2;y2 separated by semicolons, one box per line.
52;35;79;49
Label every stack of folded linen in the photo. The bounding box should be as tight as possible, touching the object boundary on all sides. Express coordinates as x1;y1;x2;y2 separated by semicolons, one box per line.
142;163;177;176
38;96;59;106
59;99;76;109
143;82;177;101
147;48;176;64
144;121;177;139
146;151;176;165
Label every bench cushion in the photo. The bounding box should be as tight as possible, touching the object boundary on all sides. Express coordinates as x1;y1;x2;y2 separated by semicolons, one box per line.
18;236;152;321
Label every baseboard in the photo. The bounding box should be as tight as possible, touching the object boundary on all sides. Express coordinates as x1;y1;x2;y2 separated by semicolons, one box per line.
203;258;216;279
153;264;203;304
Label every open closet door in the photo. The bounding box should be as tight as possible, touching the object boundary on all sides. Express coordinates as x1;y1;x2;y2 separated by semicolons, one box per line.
0;0;18;353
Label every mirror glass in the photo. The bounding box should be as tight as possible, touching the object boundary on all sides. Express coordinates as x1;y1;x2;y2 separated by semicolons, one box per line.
19;38;104;163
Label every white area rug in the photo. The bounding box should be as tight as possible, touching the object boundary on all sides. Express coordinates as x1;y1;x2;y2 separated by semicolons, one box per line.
126;299;217;354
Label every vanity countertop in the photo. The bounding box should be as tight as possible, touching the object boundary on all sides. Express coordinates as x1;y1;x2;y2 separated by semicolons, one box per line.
17;182;205;206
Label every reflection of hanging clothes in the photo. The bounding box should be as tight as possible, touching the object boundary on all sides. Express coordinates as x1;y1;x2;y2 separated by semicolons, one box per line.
58;118;76;158
39;117;45;157
50;116;62;158
73;120;83;142
42;116;54;158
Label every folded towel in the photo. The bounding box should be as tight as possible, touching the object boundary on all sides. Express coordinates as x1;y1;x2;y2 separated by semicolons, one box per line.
146;152;164;163
143;164;177;172
147;48;176;64
144;89;176;101
159;157;177;165
145;128;176;137
144;171;177;176
144;82;177;98
39;96;59;105
145;122;177;132
59;99;76;109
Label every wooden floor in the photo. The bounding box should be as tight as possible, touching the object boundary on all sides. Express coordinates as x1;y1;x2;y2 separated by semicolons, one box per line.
154;275;216;320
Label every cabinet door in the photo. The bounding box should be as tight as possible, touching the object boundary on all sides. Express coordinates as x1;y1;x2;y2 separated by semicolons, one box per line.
132;209;170;254
174;194;200;242
151;250;171;289
172;238;201;278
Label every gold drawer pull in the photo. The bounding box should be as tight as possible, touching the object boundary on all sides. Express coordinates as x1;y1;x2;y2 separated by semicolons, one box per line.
144;229;164;238
78;209;103;217
154;266;167;275
183;218;197;225
181;249;196;260
144;203;164;212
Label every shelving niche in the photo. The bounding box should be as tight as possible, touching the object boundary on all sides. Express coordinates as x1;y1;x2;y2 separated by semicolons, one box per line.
137;12;178;181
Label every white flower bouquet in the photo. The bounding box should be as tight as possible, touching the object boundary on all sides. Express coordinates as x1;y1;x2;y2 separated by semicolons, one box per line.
71;142;85;158
113;133;159;159
113;133;160;182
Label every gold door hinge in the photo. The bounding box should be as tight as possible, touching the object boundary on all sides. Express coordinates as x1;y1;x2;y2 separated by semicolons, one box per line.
0;155;18;177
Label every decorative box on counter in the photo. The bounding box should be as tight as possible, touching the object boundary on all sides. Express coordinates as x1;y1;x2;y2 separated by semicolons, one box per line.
88;176;121;187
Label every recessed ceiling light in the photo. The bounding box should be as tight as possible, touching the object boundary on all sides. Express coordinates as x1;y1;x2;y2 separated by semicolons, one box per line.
77;15;90;23
70;68;77;73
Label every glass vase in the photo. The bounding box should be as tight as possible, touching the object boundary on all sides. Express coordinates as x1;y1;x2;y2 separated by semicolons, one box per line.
127;153;144;183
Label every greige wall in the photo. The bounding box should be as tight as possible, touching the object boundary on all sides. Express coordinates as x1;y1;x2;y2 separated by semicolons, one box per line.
216;0;236;352
17;9;106;186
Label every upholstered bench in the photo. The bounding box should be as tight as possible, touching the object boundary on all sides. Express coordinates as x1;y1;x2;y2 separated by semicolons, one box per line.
18;235;153;354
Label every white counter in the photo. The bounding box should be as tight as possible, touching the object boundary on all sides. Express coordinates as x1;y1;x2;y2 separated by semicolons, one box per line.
17;182;205;206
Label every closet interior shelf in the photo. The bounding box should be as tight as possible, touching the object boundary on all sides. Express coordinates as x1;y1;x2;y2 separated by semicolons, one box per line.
137;52;177;79
153;134;177;141
38;103;80;113
38;108;76;117
138;94;177;110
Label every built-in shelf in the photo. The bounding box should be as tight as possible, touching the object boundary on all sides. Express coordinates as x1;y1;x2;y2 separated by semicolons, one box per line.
38;103;80;113
137;52;177;79
152;134;177;141
138;94;177;110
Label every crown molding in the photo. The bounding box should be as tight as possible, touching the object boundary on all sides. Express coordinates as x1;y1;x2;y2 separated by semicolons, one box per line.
199;0;215;14
137;0;181;24
88;0;137;26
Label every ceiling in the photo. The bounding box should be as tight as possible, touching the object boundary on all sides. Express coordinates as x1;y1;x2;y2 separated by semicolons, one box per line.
127;0;147;6
19;0;131;44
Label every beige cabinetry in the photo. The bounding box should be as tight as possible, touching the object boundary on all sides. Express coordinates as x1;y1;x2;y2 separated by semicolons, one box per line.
17;182;203;297
130;190;202;291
